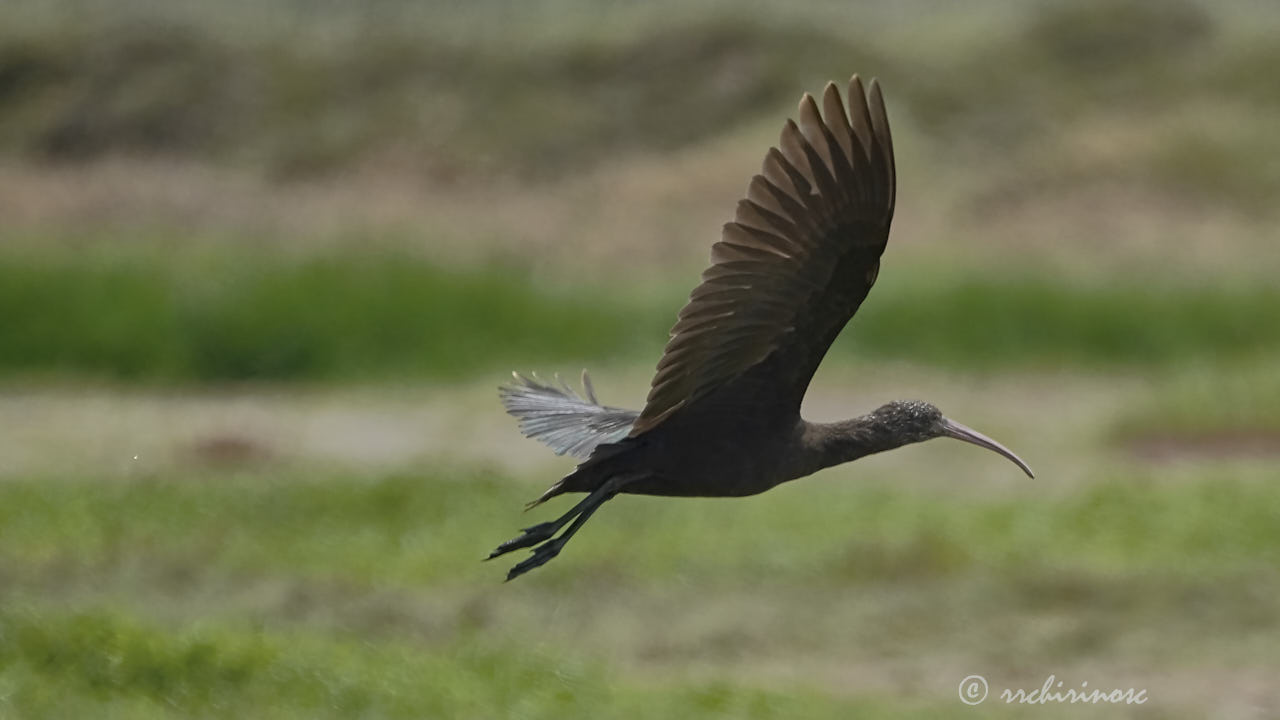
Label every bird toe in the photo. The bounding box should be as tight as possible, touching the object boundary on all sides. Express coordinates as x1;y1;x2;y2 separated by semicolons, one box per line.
486;520;560;560
504;539;564;581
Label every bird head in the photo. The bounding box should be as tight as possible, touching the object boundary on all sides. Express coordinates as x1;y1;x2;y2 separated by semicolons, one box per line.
872;400;1035;477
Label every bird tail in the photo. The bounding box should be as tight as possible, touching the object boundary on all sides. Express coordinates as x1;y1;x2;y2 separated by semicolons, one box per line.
498;370;639;460
499;370;642;508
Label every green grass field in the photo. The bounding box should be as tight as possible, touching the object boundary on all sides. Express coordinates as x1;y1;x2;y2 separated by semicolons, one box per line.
2;248;1279;382
2;0;1279;717
1;466;1276;719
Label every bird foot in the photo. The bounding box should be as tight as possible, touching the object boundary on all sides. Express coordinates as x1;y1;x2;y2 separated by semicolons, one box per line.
505;537;565;581
486;521;559;560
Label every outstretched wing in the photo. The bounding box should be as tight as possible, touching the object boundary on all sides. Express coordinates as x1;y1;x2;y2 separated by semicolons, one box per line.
630;76;896;436
500;371;638;459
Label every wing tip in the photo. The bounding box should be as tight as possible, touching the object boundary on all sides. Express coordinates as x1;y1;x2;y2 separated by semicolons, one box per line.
867;77;885;106
849;74;866;97
846;74;887;104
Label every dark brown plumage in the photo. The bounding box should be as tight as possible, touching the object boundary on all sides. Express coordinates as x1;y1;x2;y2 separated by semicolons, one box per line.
491;76;1033;581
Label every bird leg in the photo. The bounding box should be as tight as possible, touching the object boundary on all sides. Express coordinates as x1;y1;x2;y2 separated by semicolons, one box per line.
488;474;637;581
486;491;596;560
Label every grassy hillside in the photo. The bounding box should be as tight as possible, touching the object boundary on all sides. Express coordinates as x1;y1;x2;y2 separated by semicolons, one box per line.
1;0;1278;208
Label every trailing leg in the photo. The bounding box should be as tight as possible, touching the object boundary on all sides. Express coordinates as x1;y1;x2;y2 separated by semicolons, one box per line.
488;474;637;581
486;491;596;560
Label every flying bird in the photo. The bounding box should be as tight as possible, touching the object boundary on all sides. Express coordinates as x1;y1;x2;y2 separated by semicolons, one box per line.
490;76;1033;581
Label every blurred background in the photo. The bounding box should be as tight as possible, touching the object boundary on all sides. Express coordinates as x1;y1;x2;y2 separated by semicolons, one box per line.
1;0;1278;717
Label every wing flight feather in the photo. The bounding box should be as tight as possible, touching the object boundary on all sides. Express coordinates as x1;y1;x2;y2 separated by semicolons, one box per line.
630;76;896;435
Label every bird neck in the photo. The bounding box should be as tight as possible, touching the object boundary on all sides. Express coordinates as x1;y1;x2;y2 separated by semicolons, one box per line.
792;415;915;478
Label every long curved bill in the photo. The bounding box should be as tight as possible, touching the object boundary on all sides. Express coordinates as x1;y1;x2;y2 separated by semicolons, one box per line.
940;418;1035;478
